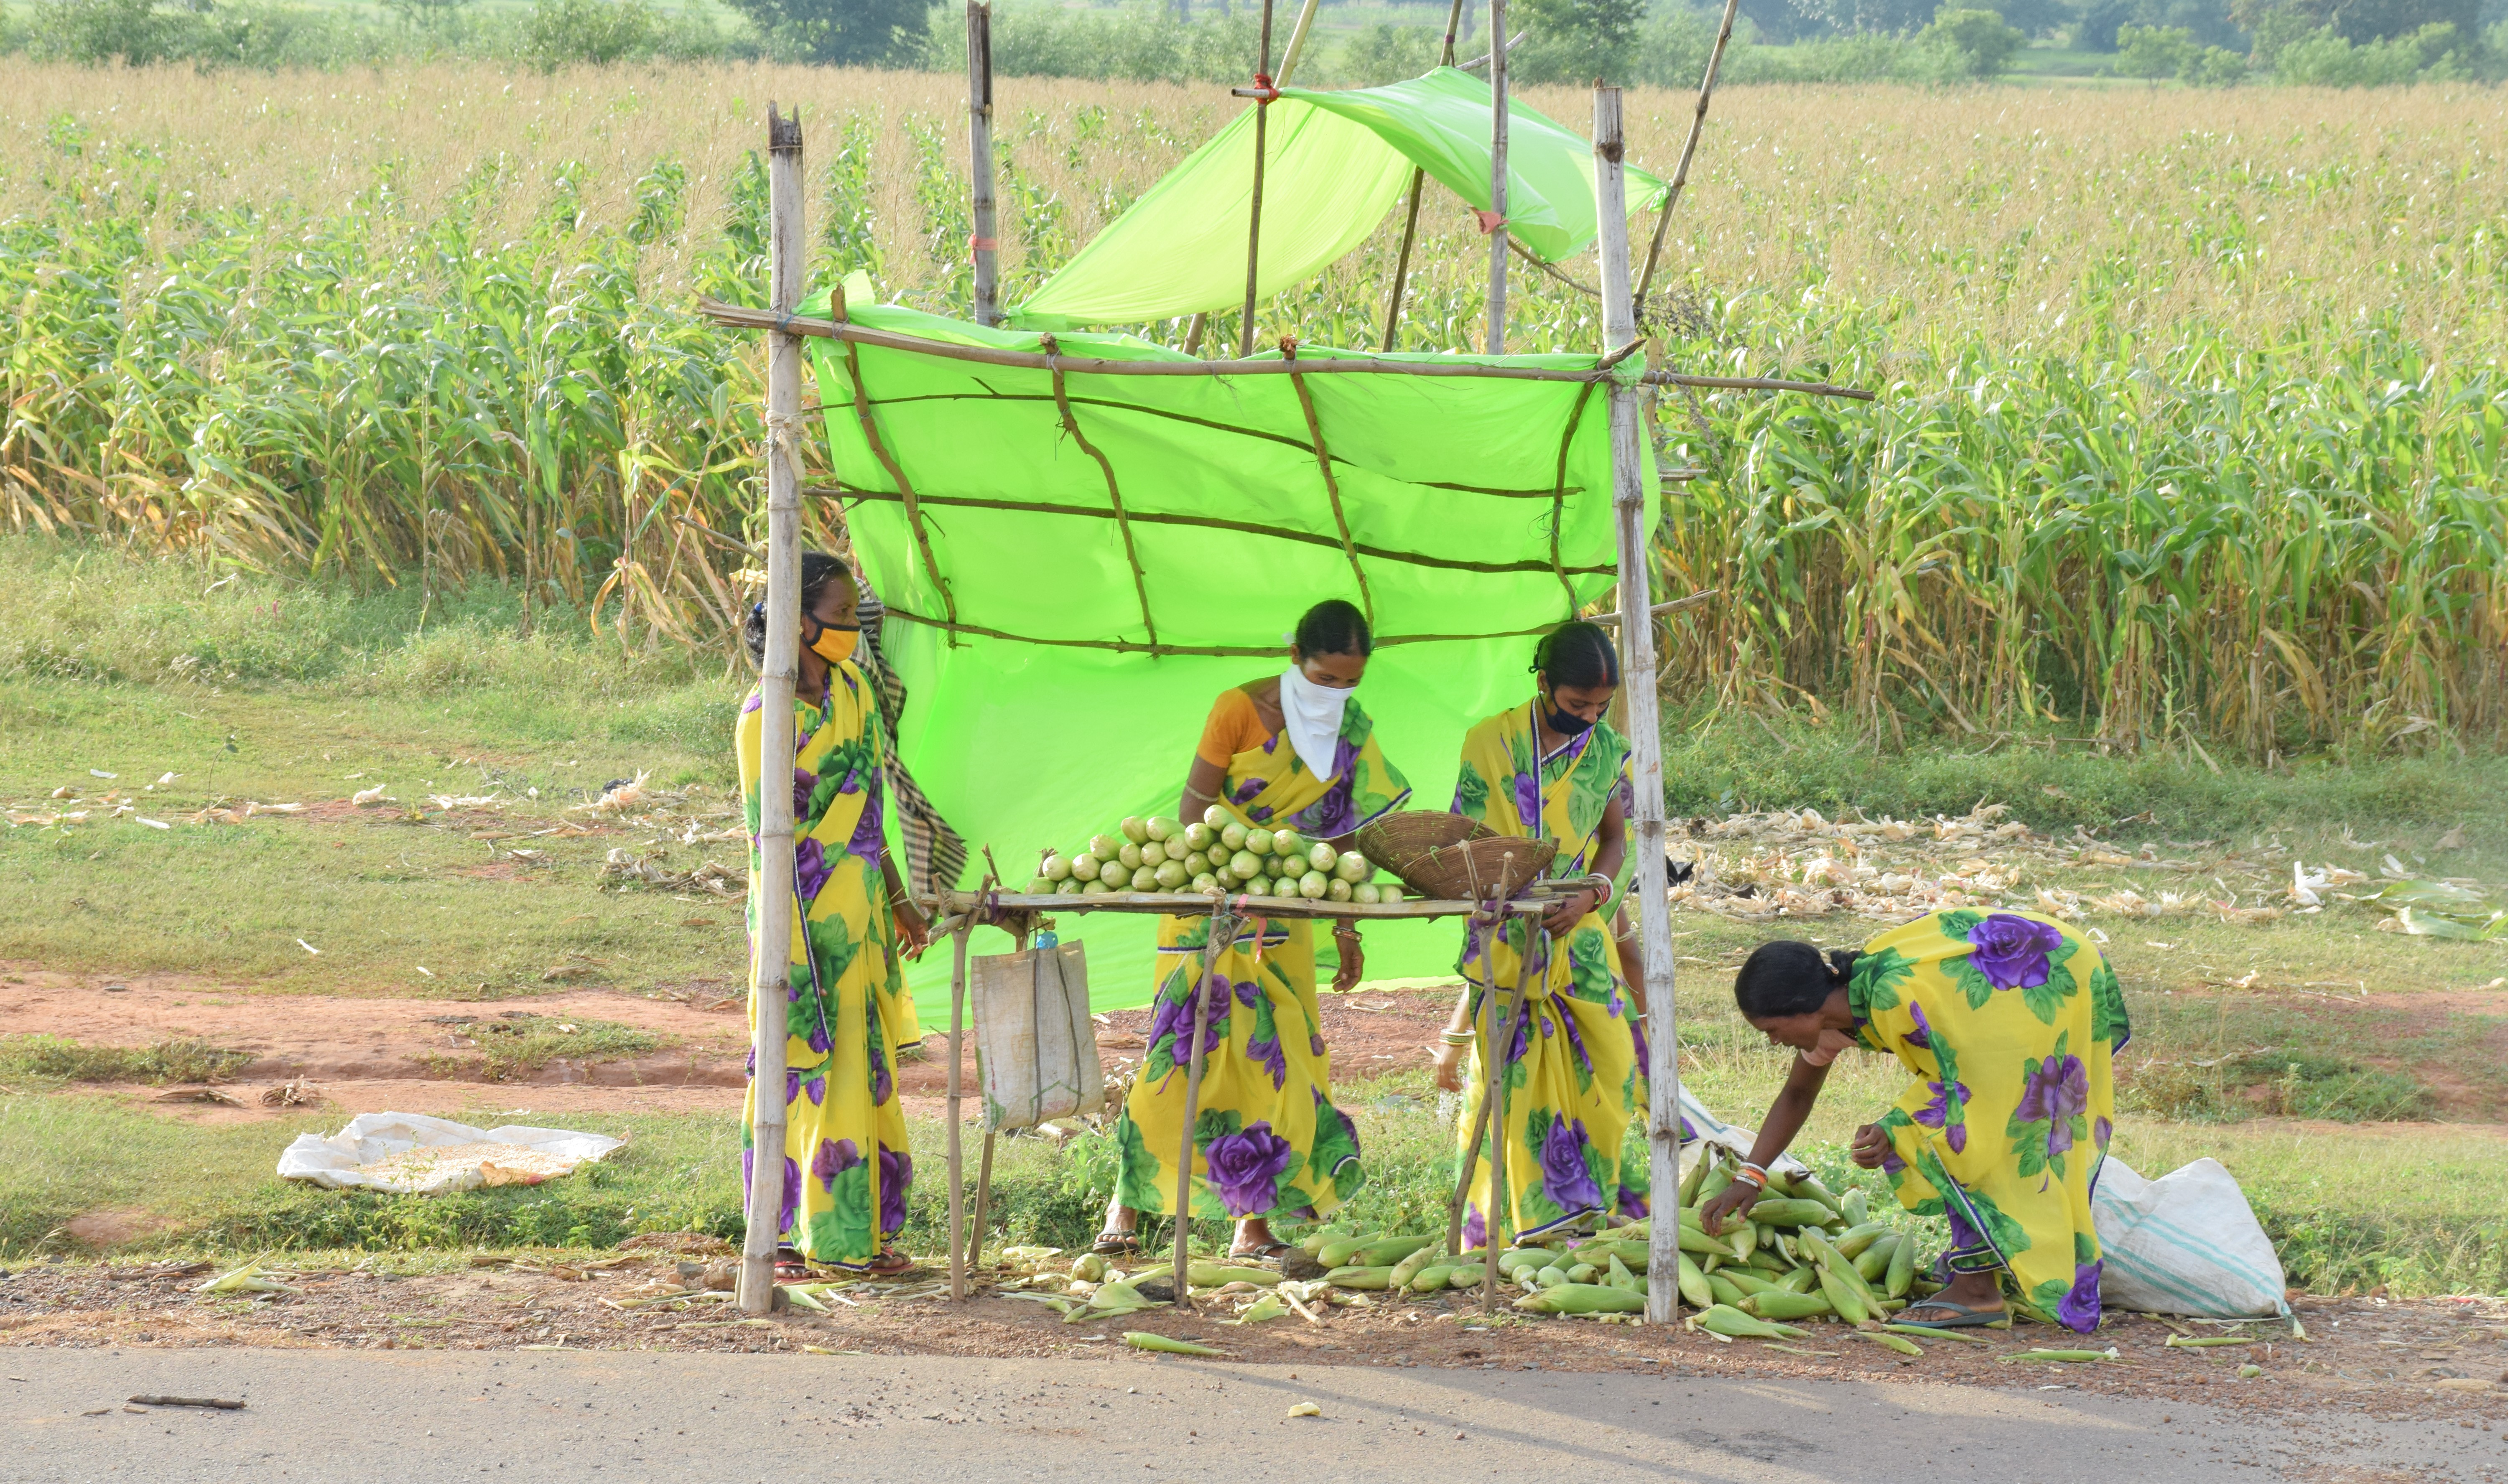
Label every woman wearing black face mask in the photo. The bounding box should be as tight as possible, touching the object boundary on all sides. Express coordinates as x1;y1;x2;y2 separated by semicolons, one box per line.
737;552;931;1278
1429;621;1647;1244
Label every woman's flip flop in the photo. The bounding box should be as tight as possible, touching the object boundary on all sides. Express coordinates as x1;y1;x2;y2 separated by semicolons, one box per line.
1091;1229;1142;1257
1894;1296;2008;1329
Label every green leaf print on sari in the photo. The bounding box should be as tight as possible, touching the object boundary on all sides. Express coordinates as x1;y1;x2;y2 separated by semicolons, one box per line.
1309;1089;1364;1199
2006;1030;2090;1186
1567;928;1616;1005
808;1156;875;1260
2016;936;2081;1027
1454;761;1491;820
1848;945;1916;1017
2090;957;2132;1049
806;911;859;988
1113;1112;1164;1213
1928;1163;2033;1259
1515;1107;1570;1227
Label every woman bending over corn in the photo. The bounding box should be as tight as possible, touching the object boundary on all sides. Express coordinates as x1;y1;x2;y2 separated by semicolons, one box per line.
1700;912;2130;1331
1430;621;1649;1246
1097;600;1412;1262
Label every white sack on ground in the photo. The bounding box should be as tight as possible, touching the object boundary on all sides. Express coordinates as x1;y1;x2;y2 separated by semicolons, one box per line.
2093;1156;2291;1319
277;1112;624;1194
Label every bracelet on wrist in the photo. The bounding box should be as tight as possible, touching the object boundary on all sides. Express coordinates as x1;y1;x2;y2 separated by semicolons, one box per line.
1733;1163;1769;1191
1438;1029;1475;1048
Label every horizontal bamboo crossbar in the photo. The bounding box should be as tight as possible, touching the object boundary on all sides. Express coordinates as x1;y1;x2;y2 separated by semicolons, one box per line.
937;889;1547;922
698;299;1871;398
876;604;1605;655
821;487;1617;578
1588;585;1718;624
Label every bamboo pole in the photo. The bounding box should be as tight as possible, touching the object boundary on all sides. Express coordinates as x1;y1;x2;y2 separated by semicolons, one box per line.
946;922;971;1301
1633;0;1742;318
1238;0;1277;359
1378;0;1468;351
1594;85;1684;1326
702;301;1871;399
967;1127;997;1274
1445;903;1534;1257
1479;898;1538;1312
1483;0;1509;355
965;2;1001;327
1274;0;1322;85
738;103;806;1318
1171;907;1238;1306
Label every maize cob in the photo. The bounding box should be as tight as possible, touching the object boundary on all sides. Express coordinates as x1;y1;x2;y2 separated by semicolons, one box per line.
1323;1265;1394;1289
1705;1272;1750;1308
1841;1188;1870;1225
1852;1328;1923;1357
1358;1235;1437;1268
1445;1264;1486;1289
1833;1222;1891;1259
1885;1233;1916;1297
1514;1283;1646;1315
1817;1267;1871;1326
1124;1332;1229;1357
1693;1304;1799;1339
1407;1264;1454;1293
1315;1231;1385;1268
1298;1225;1349;1256
1853;1234;1897;1284
1745;1289;1835;1321
1676;1253;1714;1308
1606;1254;1644;1296
1187;1263;1280;1288
1386;1246;1439;1289
1718;1269;1780;1298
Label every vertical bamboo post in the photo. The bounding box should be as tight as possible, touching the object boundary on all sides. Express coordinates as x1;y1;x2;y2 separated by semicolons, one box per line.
738;103;807;1318
1379;0;1469;352
1171;908;1236;1306
1274;0;1322;84
965;2;1001;327
946;923;971;1301
1595;85;1683;1326
1237;0;1278;359
1633;0;1741;316
1483;0;1509;355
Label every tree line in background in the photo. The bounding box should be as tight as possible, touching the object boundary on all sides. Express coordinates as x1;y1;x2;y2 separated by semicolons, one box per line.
1;0;2500;82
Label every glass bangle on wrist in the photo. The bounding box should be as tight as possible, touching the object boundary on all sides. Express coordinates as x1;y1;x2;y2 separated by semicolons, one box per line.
1438;1029;1475;1047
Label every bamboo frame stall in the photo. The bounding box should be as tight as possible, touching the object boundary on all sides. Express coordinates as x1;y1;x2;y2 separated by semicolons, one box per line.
714;45;1870;1316
927;890;1549;1308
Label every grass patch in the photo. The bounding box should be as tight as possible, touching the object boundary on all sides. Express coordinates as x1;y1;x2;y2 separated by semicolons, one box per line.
0;1034;252;1087
9;1079;2503;1296
417;1013;667;1080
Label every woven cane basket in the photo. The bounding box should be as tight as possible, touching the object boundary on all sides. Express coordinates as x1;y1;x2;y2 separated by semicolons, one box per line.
1354;812;1555;901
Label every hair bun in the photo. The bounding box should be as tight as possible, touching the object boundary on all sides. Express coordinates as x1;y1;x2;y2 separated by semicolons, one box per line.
1825;948;1862;985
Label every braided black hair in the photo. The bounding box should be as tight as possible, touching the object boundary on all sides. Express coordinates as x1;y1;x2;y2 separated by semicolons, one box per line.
1293;598;1373;658
743;551;852;665
1532;620;1620;690
1733;940;1862;1019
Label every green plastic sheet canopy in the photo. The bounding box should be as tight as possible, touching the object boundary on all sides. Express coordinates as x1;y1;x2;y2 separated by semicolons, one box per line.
798;278;1654;1025
1011;68;1665;331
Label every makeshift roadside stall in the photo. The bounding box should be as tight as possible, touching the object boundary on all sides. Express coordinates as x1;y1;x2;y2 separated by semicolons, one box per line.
708;0;1867;1319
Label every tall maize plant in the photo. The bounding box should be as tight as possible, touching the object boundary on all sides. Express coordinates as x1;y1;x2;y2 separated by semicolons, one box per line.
2;65;2502;751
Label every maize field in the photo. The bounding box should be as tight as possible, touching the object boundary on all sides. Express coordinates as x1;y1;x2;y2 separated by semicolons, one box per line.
2;63;2501;751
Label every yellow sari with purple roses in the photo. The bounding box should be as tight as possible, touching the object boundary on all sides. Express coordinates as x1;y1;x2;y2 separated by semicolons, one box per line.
736;664;914;1269
1449;702;1648;1247
1850;909;2130;1332
1110;693;1409;1224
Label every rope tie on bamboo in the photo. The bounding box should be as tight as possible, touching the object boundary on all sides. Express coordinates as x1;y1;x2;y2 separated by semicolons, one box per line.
1473;209;1507;235
1042;333;1160;653
1282;339;1376;634
969;236;999;252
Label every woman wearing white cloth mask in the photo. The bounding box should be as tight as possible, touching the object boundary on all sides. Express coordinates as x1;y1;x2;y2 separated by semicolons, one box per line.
1094;600;1413;1262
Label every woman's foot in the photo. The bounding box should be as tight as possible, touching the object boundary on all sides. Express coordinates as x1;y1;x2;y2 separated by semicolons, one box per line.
863;1248;914;1276
1899;1270;2006;1327
1227;1218;1287;1263
1093;1201;1141;1256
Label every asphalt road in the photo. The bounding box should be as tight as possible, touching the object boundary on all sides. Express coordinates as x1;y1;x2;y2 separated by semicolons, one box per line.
7;1348;2500;1483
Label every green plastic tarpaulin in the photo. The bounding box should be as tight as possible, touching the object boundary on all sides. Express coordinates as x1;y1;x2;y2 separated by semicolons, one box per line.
1011;68;1666;331
800;277;1654;1028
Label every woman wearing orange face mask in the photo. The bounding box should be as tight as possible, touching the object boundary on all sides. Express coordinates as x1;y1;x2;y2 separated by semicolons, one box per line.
737;552;932;1276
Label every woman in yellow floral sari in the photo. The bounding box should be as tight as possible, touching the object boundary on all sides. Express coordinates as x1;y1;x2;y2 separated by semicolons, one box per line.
737;553;931;1276
1700;913;2129;1331
1430;621;1647;1246
1099;601;1412;1261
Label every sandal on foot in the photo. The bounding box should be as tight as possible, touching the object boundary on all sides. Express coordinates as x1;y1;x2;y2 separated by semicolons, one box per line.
1227;1240;1292;1264
865;1248;914;1276
1091;1229;1142;1257
1894;1296;2008;1329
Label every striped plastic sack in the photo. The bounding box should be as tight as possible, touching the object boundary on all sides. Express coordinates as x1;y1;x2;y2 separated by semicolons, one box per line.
2092;1157;2290;1320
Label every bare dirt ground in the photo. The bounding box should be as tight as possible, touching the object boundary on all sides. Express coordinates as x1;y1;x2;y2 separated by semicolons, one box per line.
2;965;1460;1123
3;1252;2504;1430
